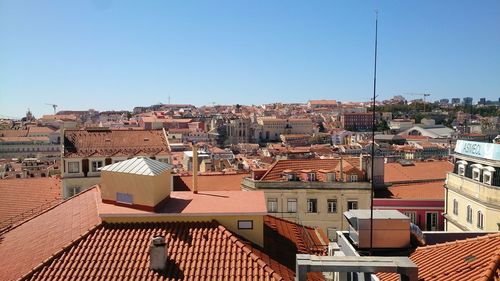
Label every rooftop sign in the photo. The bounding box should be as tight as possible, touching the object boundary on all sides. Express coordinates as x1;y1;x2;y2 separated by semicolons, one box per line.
455;140;500;161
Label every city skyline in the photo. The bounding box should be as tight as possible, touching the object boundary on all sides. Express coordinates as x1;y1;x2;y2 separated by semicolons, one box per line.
1;0;500;118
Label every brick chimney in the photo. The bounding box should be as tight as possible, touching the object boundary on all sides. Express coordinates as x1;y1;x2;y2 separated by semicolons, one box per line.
149;236;167;271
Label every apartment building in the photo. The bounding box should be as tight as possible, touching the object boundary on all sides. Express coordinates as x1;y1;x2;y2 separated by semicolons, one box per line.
242;156;384;240
255;117;313;142
444;140;500;231
340;112;374;131
61;128;171;198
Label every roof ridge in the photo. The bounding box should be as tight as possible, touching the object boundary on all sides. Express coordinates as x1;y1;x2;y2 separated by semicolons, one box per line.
215;223;284;280
1;185;99;234
19;223;103;281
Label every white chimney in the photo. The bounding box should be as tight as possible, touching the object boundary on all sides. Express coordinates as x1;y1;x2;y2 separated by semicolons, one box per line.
192;144;199;194
149;236;167;271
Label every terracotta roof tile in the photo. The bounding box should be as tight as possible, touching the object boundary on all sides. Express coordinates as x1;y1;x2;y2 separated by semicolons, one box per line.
0;187;101;281
260;158;361;181
375;181;445;200
384;161;453;184
63;129;170;158
0;178;62;229
23;221;287;281
377;233;500;281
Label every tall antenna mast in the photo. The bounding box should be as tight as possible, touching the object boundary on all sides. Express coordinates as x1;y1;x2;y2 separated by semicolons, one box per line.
370;10;379;255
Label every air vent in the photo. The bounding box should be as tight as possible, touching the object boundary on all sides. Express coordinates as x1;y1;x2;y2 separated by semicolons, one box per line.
105;139;111;142
144;138;150;142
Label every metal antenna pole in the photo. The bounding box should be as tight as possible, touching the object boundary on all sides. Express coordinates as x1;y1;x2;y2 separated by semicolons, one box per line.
370;10;379;255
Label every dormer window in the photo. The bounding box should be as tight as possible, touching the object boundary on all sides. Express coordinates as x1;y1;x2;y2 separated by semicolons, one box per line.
483;166;495;185
349;174;358;182
471;164;483;181
283;170;296;181
326;172;335;182
456;160;467;176
308;172;316;182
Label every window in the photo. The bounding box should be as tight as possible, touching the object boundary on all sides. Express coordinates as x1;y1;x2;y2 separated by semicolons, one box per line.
326;173;335;182
308;173;316;181
68;162;80;173
116;192;133;204
327;199;337;213
349;174;358;182
307;199;317;213
238;220;253;229
453;199;459;215
91;160;103;172
287;198;297;213
466;205;473;224
267;198;278;213
68;186;80;197
404;211;417;224
483;172;492;185
477;211;484;229
472;169;480;181
347;200;358;210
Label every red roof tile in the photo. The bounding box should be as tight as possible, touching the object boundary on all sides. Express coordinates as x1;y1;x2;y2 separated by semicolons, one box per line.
378;233;500;281
63;129;170;158
0;177;62;229
260;158;361;181
0;187;101;281
375;181;445;200
23;221;287;281
384;161;453;184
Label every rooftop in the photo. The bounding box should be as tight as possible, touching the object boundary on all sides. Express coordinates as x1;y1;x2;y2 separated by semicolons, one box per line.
375;181;445;200
0;177;62;229
0;188;101;281
384;161;453;184
23;221;286;281
377;232;500;281
260;158;361;181
63;129;170;158
100;156;173;176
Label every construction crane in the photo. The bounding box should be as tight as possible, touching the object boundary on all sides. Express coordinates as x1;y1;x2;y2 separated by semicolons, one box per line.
45;103;58;114
404;93;431;112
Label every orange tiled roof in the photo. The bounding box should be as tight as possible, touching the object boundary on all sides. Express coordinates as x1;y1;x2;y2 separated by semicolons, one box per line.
174;173;248;191
63;129;170;158
23;221;286;281
0;187;101;281
0;178;62;229
0;129;28;137
260;158;361;181
384;161;453;183
375;181;445;200
377;233;500;281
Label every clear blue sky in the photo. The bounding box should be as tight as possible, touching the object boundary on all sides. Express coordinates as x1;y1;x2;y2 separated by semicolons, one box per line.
1;0;499;118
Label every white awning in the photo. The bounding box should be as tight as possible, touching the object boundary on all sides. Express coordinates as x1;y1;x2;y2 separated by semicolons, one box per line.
470;163;484;169
483;166;495;172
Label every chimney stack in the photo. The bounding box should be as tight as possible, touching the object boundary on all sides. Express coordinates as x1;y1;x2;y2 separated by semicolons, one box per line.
192;143;198;194
149;236;167;271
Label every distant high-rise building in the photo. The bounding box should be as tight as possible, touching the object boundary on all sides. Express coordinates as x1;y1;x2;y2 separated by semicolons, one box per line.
463;97;473;107
479;98;486;105
451;98;461;105
439;99;449;105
